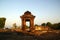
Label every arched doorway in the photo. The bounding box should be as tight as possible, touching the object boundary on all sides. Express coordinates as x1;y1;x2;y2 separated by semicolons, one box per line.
20;11;35;31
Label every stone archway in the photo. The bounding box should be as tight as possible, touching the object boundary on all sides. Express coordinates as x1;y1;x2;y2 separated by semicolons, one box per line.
20;11;35;31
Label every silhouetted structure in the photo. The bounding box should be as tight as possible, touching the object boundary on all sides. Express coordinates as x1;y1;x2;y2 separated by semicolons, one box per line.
20;11;35;31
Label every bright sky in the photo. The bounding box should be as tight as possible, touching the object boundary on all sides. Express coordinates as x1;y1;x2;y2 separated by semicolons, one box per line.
0;0;60;28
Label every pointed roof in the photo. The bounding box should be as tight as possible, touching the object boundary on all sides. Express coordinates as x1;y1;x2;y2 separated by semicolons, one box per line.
24;11;31;15
20;11;35;18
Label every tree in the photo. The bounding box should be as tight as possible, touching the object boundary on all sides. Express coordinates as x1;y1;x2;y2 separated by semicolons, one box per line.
46;22;52;27
58;23;60;29
52;24;58;29
52;23;60;30
35;24;38;26
41;23;46;26
13;23;17;29
0;17;6;28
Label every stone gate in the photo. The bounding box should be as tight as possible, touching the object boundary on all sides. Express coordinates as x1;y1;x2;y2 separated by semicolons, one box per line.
20;11;35;31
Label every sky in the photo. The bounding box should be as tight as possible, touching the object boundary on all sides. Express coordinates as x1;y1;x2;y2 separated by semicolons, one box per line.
0;0;60;28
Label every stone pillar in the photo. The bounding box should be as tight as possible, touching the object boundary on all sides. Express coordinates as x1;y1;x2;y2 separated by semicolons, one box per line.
30;18;35;31
22;18;26;31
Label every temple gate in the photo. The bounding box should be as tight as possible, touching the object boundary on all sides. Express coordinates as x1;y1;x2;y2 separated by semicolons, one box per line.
20;11;35;31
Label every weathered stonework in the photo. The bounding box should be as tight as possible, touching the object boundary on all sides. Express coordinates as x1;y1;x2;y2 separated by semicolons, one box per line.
20;11;35;31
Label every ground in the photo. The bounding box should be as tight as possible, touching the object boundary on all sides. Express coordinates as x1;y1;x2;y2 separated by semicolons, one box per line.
0;30;60;40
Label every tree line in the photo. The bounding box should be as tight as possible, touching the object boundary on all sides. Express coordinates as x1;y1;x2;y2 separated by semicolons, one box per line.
41;22;60;30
